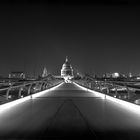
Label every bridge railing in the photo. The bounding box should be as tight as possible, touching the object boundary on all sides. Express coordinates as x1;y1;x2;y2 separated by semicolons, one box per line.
0;78;63;105
73;79;137;104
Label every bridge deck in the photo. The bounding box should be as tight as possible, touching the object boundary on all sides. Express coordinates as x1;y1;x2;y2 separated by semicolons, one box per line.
0;82;140;140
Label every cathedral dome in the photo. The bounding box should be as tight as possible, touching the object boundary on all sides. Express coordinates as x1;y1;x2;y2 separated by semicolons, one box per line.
62;61;72;69
61;57;73;79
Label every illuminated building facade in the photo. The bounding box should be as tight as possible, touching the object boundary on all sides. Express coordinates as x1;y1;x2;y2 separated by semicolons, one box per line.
61;57;73;80
9;72;25;79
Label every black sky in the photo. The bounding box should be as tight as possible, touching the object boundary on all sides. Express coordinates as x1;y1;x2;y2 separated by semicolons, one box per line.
0;1;140;77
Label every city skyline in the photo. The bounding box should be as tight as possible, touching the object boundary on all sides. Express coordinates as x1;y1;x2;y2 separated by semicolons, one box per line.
0;1;140;76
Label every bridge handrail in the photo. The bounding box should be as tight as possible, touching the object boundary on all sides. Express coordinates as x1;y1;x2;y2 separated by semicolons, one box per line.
0;80;51;92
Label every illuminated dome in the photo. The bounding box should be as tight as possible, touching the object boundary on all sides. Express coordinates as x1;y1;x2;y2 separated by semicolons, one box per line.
61;56;73;79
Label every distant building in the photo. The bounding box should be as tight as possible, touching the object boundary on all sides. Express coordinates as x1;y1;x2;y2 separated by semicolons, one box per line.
61;56;74;80
112;72;120;78
9;72;25;79
103;73;112;78
103;72;127;80
42;67;48;78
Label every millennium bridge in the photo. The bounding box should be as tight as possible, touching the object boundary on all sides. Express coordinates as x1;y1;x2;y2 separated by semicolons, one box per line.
0;75;140;140
0;58;140;139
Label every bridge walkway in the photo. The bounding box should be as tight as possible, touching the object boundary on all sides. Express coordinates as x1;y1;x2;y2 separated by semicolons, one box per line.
0;82;140;139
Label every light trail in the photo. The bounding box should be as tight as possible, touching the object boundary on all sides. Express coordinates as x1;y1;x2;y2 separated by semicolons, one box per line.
32;82;64;98
0;82;64;113
73;82;140;115
106;95;140;115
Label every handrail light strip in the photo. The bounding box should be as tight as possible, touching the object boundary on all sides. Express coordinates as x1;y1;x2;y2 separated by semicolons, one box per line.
73;82;140;115
0;82;64;112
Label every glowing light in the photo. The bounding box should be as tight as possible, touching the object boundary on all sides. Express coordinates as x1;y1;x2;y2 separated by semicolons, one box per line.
136;77;140;80
112;72;120;78
106;94;140;115
0;95;31;113
74;82;140;115
135;99;140;105
32;82;64;98
64;78;72;83
0;82;64;112
8;95;12;99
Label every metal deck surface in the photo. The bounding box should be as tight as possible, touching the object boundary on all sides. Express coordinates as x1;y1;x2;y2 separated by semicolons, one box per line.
0;82;140;140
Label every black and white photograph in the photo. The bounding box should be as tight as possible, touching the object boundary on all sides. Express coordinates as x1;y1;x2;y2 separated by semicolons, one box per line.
0;0;140;139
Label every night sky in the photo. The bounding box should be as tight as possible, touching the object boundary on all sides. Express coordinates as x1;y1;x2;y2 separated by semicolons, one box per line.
0;1;140;77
